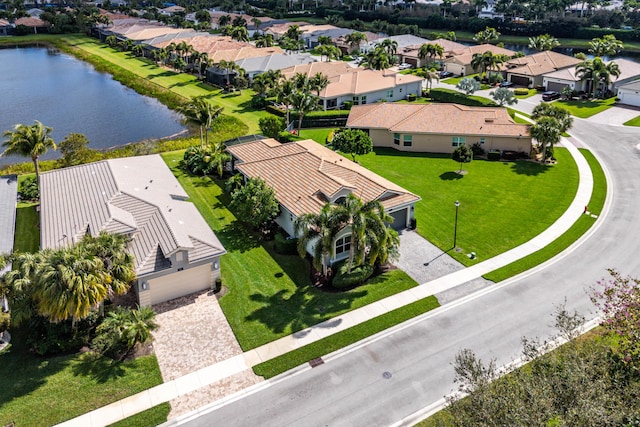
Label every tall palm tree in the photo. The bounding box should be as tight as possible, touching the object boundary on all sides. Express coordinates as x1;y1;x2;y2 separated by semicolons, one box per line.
218;59;241;87
179;97;224;147
80;232;136;297
335;194;387;273
470;52;490;77
531;103;573;134
379;38;398;57
596;59;620;96
363;46;392;70
229;26;249;42
255;33;275;48
528;34;560;52
344;31;367;53
218;14;231;27
530;116;562;162
276;79;297;126
309;72;330;96
1;252;43;326
2;121;56;187
195;51;209;79
418;43;444;68
291;91;320;133
295;204;346;276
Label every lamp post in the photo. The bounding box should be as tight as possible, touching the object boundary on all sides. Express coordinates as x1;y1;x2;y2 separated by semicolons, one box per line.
453;200;460;250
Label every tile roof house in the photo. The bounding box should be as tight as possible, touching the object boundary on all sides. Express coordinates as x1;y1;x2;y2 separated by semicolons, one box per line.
543;58;640;94
399;38;467;68
346;103;532;154
443;44;516;77
14;17;48;33
0;175;17;312
280;62;423;110
361;34;431;53
234;53;318;79
503;51;581;88
39;155;226;306
227;139;420;263
334;31;383;54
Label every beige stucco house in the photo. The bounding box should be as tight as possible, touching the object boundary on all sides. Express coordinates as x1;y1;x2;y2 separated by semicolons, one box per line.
346;103;532;154
503;51;581;88
443;44;516;77
227;139;420;264
39;155;226;307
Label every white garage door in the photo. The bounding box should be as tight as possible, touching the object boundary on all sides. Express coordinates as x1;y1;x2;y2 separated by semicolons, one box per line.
148;263;212;305
620;91;640;107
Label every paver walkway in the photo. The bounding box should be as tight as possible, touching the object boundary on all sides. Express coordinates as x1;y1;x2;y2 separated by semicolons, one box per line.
57;135;596;427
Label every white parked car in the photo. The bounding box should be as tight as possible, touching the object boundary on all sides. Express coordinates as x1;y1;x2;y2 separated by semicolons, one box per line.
398;63;413;70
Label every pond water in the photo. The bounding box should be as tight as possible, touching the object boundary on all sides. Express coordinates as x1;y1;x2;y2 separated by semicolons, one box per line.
0;46;185;166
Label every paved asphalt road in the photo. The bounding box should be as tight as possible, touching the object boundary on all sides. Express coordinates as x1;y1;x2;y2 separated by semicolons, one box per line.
177;118;640;427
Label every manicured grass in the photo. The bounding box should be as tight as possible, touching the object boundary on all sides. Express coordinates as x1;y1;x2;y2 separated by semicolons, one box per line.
253;294;440;379
623;115;640;126
554;97;616;118
515;88;538;99
356;148;579;266
108;403;171;427
55;35;271;134
484;149;606;282
161;151;424;350
298;128;334;144
0;332;165;427
14;203;39;253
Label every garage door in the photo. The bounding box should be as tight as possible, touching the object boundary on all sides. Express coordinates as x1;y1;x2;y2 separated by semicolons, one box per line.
510;75;530;87
148;263;212;305
389;209;408;230
547;81;568;92
620;91;640;107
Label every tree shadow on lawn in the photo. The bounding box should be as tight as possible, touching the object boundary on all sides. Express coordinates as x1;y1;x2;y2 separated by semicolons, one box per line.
71;352;126;384
371;147;450;160
215;220;261;253
439;171;464;180
510;160;551;176
147;71;178;79
0;333;71;405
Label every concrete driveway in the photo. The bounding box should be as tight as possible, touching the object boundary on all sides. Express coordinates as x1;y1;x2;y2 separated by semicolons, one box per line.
585;104;640;125
152;290;262;419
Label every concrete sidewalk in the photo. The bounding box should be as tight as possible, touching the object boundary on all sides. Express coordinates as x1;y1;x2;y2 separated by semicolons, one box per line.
56;135;595;427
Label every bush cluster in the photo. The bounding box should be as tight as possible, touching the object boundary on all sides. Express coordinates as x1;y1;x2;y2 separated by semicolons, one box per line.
487;150;502;161
429;88;497;107
274;233;298;255
18;176;39;201
514;88;530;96
332;263;374;289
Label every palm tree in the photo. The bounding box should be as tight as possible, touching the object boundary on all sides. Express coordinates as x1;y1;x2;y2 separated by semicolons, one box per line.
276;79;297;127
531;103;573;134
251;17;262;33
379;38;398;57
473;26;501;45
179;97;224;147
291;91;320;133
344;31;367;53
425;69;440;90
295;204;345;276
418;43;444;68
317;35;333;46
218;14;231;27
218;59;241;87
528;34;560;52
596;59;620;96
589;34;623;57
471;52;490;77
363;46;392;70
530;116;562;162
195;51;209;79
255;33;275;48
34;247;108;323
309;72;330;96
575;58;596;96
1;252;43;326
229;26;249;42
576;57;618;97
335;194;387;273
80;232;136;297
284;24;303;42
2;121;56;187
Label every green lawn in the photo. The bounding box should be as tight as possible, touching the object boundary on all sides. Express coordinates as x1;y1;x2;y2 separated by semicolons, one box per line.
14;203;39;253
515;88;538;99
484;149;606;282
623;115;640;126
554;97;616;118
356;148;579;265
0;332;164;427
253;294;439;379
58;35;270;133
108;404;171;427
161;151;424;350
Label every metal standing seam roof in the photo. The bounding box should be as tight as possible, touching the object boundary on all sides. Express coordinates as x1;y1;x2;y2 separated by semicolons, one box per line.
234;53;318;75
227;139;420;217
39;155;225;276
0;175;18;255
346;103;530;138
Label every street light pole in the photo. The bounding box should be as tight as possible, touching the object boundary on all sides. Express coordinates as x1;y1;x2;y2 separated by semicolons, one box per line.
453;200;460;250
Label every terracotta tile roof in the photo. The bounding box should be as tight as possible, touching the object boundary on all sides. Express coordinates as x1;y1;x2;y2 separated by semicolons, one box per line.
227;139;420;217
15;17;46;27
544;58;640;83
266;22;309;35
0;19;10;26
210;12;273;24
151;34;283;61
347;103;530;138
504;51;581;77
401;38;467;58
280;61;357;79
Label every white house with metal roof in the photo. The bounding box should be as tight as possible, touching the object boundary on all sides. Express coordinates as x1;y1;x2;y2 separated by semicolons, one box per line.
616;80;640;107
233;53;318;79
39;155;226;306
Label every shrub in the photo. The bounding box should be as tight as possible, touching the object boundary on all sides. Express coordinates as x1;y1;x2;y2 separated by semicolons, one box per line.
92;306;158;360
274;233;298;255
18;176;39;201
471;142;485;156
514;88;530;96
259;116;286;138
429;88;497;107
251;95;269;109
331;128;373;161
214;277;222;293
182;144;230;177
26;312;100;356
0;311;10;331
487;150;501;161
342;101;354;110
408;93;417;101
332;263;374;289
265;105;286;116
277;131;298;143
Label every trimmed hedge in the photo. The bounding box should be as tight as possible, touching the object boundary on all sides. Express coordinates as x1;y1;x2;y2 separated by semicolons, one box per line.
332;263;374;289
514;88;530;96
274;233;298;255
429;88;498;107
487;150;501;161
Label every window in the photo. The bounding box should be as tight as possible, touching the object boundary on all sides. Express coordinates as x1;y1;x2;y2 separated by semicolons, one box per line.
387;89;393;98
479;137;485;145
335;236;351;255
452;136;466;147
352;96;359;106
403;135;413;147
393;133;400;145
361;95;367;105
176;252;183;262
